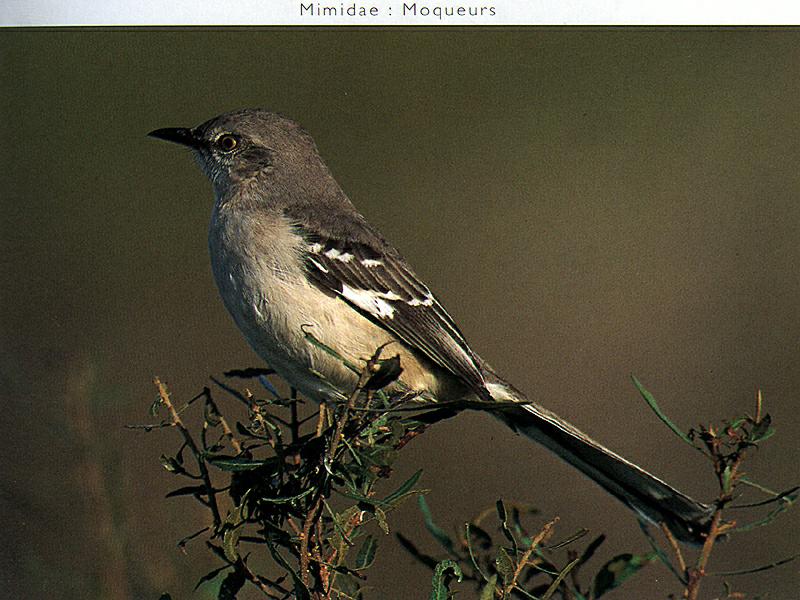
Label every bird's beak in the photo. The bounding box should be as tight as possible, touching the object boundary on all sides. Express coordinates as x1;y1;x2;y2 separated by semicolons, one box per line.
147;127;201;148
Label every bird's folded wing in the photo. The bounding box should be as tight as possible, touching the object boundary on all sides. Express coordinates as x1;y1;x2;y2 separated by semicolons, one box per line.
296;229;489;398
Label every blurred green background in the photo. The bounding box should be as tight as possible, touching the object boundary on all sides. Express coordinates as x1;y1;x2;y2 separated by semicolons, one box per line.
1;28;798;598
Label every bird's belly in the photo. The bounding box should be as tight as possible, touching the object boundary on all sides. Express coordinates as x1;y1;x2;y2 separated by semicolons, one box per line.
211;252;444;402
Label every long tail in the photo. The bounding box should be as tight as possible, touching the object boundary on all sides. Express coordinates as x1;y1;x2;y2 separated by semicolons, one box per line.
486;381;713;545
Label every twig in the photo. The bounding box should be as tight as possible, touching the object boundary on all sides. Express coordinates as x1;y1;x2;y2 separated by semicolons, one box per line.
154;377;222;528
506;518;558;596
238;558;290;599
298;349;385;594
660;522;687;575
299;462;324;589
315;402;328;438
202;387;243;454
290;388;300;443
683;424;747;598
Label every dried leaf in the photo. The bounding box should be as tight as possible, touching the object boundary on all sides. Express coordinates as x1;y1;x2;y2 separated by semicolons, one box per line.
365;354;403;390
495;547;514;585
375;507;390;534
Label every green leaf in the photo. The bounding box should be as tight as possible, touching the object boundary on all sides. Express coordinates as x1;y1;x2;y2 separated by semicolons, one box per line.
631;375;694;446
479;574;498;600
429;559;463;600
355;535;378;570
383;469;423;505
467;522;493;550
722;465;733;494
258;486;315;505
730;491;798;533
194;564;233;590
207;455;272;471
266;539;312;600
397;532;440;569
149;397;162;417
338;487;386;507
749;414;775;442
495;547;514;585
165;485;213;499
419;496;456;555
332;572;362;598
159;454;183;473
709;552;800;576
496;499;518;555
575;534;606;567
637;521;686;584
548;527;589;550
510;505;538;547
733;483;799;509
593;552;655;598
302;325;360;373
540;557;580;599
204;399;222;426
217;567;245;600
465;523;491;583
223;367;273;378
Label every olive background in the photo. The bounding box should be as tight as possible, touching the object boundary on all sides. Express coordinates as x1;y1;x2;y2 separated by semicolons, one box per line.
1;29;798;598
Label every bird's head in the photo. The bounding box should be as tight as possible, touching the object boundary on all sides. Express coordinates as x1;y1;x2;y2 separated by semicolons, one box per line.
149;109;330;201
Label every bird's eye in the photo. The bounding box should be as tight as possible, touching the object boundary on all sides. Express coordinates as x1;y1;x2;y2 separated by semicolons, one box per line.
217;134;239;152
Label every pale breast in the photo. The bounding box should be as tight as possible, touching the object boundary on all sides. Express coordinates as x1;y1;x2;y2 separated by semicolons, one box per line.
208;204;452;402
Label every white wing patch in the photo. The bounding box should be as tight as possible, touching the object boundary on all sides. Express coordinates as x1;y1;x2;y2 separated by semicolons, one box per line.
308;242;436;311
309;257;329;273
340;284;401;319
323;247;354;263
301;234;487;394
407;293;434;307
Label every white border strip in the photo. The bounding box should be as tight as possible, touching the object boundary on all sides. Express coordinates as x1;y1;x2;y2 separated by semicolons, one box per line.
2;0;799;27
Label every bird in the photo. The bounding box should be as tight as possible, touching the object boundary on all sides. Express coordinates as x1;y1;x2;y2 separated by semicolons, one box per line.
149;108;713;544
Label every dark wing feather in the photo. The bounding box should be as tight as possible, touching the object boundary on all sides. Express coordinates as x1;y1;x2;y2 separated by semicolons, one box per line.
301;234;489;399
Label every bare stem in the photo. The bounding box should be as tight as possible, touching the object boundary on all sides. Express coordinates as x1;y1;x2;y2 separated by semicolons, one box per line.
506;518;558;596
660;522;687;575
298;349;385;596
202;387;243;454
155;377;221;528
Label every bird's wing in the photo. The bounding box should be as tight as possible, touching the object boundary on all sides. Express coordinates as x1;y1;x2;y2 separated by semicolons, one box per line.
294;227;489;399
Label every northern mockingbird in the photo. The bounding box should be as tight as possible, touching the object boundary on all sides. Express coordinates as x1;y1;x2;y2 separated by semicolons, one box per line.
149;109;712;544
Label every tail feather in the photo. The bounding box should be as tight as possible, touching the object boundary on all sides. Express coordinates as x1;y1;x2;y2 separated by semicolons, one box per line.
486;382;713;545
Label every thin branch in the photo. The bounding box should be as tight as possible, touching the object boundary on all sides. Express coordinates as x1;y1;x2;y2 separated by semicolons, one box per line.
202;386;243;454
660;522;687;576
507;518;558;597
154;377;221;528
